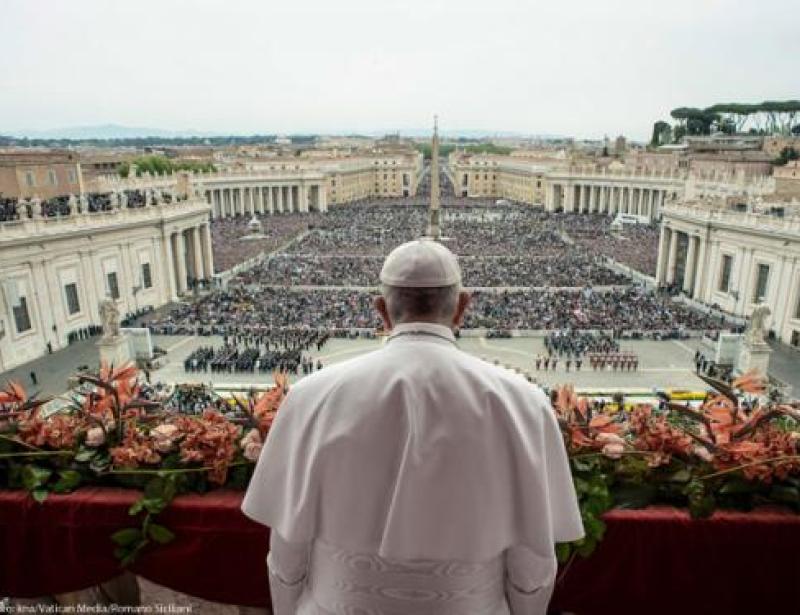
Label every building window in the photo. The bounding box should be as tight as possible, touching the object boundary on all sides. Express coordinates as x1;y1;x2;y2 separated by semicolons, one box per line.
13;297;32;333
48;169;57;185
107;272;120;300
25;171;35;187
142;263;152;289
67;169;77;184
753;264;770;303
719;254;733;293
64;283;80;315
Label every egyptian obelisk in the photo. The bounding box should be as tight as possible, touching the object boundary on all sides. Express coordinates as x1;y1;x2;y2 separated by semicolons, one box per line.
426;115;441;240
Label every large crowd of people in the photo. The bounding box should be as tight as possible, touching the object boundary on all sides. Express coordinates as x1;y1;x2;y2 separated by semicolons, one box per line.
571;223;660;277
234;253;628;288
145;285;729;336
210;213;321;272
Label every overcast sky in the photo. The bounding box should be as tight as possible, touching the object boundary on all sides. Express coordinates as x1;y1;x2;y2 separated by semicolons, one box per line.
1;0;797;140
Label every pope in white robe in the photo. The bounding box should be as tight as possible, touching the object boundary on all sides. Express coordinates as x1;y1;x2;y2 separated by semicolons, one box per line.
243;239;584;615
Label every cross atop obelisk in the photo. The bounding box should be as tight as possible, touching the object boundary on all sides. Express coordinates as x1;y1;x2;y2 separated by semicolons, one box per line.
426;115;441;240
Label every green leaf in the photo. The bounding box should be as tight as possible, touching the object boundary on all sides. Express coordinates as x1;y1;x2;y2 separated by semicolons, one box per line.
89;453;111;473
144;476;176;502
52;470;82;493
613;483;657;509
667;468;692;484
685;479;716;518
769;485;800;504
575;536;598;558
74;448;97;463
555;542;572;563
22;465;52;491
128;499;145;516
111;528;143;547
142;497;170;515
147;523;175;544
719;478;757;495
113;547;131;560
31;488;49;503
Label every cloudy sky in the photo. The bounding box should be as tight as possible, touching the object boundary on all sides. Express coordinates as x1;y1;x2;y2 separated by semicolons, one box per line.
1;0;797;140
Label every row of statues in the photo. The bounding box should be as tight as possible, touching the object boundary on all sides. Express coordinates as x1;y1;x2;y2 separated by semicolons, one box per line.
11;187;191;220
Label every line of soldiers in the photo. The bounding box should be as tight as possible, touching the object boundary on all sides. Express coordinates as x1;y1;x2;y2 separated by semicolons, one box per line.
534;355;584;371
222;328;330;353
587;352;639;371
184;344;323;375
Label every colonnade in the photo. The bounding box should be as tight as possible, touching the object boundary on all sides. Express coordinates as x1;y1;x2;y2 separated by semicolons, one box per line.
655;225;707;298
546;182;670;222
205;183;327;219
162;223;214;298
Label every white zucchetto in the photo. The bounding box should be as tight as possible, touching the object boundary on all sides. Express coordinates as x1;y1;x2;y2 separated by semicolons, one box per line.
379;238;461;288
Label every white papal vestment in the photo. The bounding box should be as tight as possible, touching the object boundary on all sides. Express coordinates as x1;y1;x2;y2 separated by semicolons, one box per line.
242;322;584;614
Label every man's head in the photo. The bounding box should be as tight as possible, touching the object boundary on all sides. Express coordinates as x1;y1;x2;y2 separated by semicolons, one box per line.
375;239;470;329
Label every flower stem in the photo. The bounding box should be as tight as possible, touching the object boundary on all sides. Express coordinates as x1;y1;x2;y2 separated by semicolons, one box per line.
700;455;800;480
0;433;43;452
0;451;74;458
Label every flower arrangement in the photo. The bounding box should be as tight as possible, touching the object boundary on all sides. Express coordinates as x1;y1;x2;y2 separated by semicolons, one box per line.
552;370;800;561
0;363;287;564
1;363;798;565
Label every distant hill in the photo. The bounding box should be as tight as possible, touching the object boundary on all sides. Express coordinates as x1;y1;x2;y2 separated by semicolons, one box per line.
10;124;217;140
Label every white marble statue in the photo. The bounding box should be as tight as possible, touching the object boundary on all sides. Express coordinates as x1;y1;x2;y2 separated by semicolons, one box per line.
746;303;771;346
30;197;43;218
99;299;121;340
67;194;77;214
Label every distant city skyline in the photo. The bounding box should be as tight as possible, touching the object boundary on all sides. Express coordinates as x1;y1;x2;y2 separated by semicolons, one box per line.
1;0;797;141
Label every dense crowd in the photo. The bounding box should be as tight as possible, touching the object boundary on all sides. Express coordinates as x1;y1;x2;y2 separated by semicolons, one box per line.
145;285;729;335
210;213;321;272
571;223;660;277
233;253;628;288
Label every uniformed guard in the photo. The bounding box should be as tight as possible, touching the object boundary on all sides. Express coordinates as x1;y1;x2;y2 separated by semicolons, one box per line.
243;239;583;615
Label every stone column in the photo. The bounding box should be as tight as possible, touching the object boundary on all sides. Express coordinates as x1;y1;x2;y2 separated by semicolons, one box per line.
175;231;188;294
277;186;284;213
206;191;214;219
666;228;679;285
299;184;308;213
683;235;698;295
655;225;669;284
267;186;274;214
587;185;595;212
318;184;327;212
202;223;214;279
162;233;177;300
192;226;204;281
691;237;707;299
288;185;295;212
256;186;264;214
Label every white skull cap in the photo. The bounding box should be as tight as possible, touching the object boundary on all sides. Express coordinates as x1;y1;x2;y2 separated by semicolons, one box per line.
380;239;462;288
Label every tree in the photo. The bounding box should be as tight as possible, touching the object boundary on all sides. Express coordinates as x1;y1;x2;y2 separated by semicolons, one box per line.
650;121;671;147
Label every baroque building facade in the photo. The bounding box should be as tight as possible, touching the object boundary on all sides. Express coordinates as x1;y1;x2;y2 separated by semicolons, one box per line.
657;198;800;347
0;195;211;371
